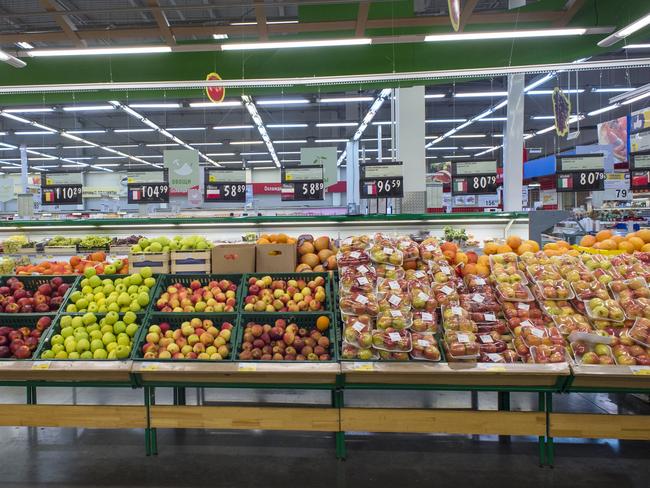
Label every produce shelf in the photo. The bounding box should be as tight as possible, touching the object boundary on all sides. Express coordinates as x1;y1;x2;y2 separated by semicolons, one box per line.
151;273;243;314
0;274;80;318
242;272;333;314
566;363;650;392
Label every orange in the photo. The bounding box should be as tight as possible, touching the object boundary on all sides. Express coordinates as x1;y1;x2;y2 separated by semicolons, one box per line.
475;264;490;277
642;243;650;252
277;233;289;243
477;255;490;267
524;240;540;252
580;235;596;247
506;235;522;250
626;232;638;240
596;230;612;242
256;237;270;245
611;235;625;245
483;242;498;255
455;252;469;265
496;244;513;254
628;236;645;251
442;250;456;263
600;239;617;251
544;242;559;251
618;241;635;254
556;240;571;249
316;315;330;332
440;242;458;254
636;229;650;243
462;263;477;276
517;243;535;255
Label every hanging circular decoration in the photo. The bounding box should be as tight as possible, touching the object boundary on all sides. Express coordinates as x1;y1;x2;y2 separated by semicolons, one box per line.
448;0;461;32
205;72;225;103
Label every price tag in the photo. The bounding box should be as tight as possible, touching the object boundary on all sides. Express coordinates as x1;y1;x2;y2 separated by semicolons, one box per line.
388;332;402;342
484;313;497;322
238;363;257;372
31;361;50;370
141;364;159;371
630;366;650;375
518;303;530;311
359;161;404;198
521;319;534;327
486;353;505;363
472;294;485;303
414;270;426;278
474;278;486;285
357;276;370;286
357;265;369;274
281;165;324;201
383;247;394;255
349;251;361;259
425;245;435;252
530;328;545;338
441;285;453;295
355;294;369;304
389;310;402;317
440;266;452;275
352;321;366;332
456;333;470;343
417;339;431;347
352;362;374;371
452;306;463;316
418;292;429;301
388;294;402;306
204;168;247;203
388;280;400;290
480;335;494;343
421;312;434;322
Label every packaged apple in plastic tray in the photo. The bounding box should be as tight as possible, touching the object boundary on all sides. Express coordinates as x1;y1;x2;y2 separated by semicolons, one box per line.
519;324;564;348
339;265;377;293
570;279;610;301
342;314;374;346
339;235;370;253
442;313;478;333
538;298;575;318
427;260;455;279
376;309;412;331
371;329;412;352
629;317;650;347
443;339;480;361
341;341;378;361
479;350;519;363
410;332;441;361
527;344;567;364
518;251;553;267
612;331;650;365
477;320;509;335
535;279;575;301
372;232;395;246
378;291;411;314
552;314;592;336
489;268;529;286
583;297;626;322
368;243;403;266
408;282;437;312
570;340;616;365
459;293;500;313
432;282;460;307
513;335;530;359
501;300;543;320
441;303;469;322
337;249;371;268
464;274;497;292
419;239;443;261
339;291;379;317
375;263;405;281
377;350;410;361
377;277;408;295
526;264;562;283
495;282;534;302
608;277;650;300
488;253;519;273
411;311;437;333
405;269;433;288
476;333;508;353
397;238;420;261
618;297;650;320
610;253;639;266
590;318;628;333
592;266;622;281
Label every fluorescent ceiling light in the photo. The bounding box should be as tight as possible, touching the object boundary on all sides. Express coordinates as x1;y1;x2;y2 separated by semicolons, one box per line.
275;139;307;144
28;46;172;57
63;145;92;149
15;131;54;135
214;125;253;130
448;134;486;138
62;105;114;112
426;119;467;123
4;107;53;113
598;13;650;47
427;146;459;150
16;42;33;49
372;121;394;125
588;104;620;116
443;155;471;158
0;49;26;68
527;89;584;95
98;156;124;159
231;141;265;145
93;163;119;167
623;44;650;49
316;122;357;127
239;152;267;156
593;87;636;93
477;117;507;122
267;123;309;128
319;96;374;103
217;160;244;164
129;103;180;109
168;127;206;131
206;152;236;156
189;101;241;108
33;165;58;170
67;157;92;160
536;125;556;135
114;128;154;133
455;91;508;98
146;143;177;147
213;34;229;40
257;99;309;105
425;28;586;43
191;142;223;146
315;138;348;142
623;91;650;105
492;134;505;137
68;129;106;134
532;115;556;120
222;38;372;51
108;144;138;148
30;146;56;150
277;151;301;155
463;146;494;150
230;20;298;26
425;94;446;99
136;155;163;159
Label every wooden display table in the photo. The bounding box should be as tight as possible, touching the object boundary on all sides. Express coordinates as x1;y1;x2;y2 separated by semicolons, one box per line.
0;360;134;384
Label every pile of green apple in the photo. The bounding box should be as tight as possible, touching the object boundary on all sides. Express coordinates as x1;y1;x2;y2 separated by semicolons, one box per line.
130;235;212;253
65;267;155;314
40;312;140;360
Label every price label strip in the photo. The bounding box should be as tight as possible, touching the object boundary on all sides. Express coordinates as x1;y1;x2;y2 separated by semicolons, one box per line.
360;161;404;198
204;168;247;203
281;165;324;201
555;153;606;193
450;160;498;196
127;168;170;204
41;171;83;205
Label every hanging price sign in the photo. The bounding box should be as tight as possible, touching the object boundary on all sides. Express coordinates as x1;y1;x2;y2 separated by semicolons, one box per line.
41;172;83;205
556;154;605;192
359;161;403;198
127;169;169;204
281;165;324;201
204;168;247;202
451;160;498;196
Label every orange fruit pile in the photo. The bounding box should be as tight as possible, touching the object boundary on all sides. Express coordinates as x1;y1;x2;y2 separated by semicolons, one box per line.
579;229;650;253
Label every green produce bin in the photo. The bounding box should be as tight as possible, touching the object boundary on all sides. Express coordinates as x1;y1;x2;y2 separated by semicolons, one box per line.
150;273;244;314
241;272;333;314
0;315;54;360
0;274;80;318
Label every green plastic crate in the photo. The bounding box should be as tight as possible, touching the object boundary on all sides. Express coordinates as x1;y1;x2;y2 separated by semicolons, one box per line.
241;272;333;314
150;273;243;314
236;312;336;362
0;315;54;361
132;312;238;362
0;274;80;318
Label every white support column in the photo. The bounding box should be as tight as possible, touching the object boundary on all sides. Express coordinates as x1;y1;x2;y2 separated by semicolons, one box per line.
345;140;360;214
503;73;525;212
396;86;426;213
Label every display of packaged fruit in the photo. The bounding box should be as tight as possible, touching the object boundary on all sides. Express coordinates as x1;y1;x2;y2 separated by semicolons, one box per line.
477;320;509;335
513;335;530;358
377;277;408;295
583;297;626;322
445;329;476;344
339;265;377;293
526;264;562;283
611;335;650;366
411;311;437;333
495;282;534;302
397;239;420;261
518;324;564;348
408;283;437;312
463;274;494;292
377;350;410;361
535;279;574;300
479;350;519;363
553;314;592;335
490;268;529;285
341;342;378;361
371;329;412;352
372;232;394;246
629;317;650;347
618;296;650;320
571;279;610;301
369;243;403;266
378;291;411;315
570;341;616;365
528;344;567;364
375;263;405;280
405;268;432;286
562;265;595;283
342;315;374;348
591;266;622;284
442;309;478;332
518;251;553;267
441;304;469;322
501;300;544;319
410;332;441;361
489;252;518;271
339;235;370;253
476;333;507;353
459;293;500;313
591;318;627;333
376;309;412;331
443;339;480;361
608;277;650;300
432;282;460;307
419;239;443;261
539;299;574;317
339;291;379;317
336;249;371;267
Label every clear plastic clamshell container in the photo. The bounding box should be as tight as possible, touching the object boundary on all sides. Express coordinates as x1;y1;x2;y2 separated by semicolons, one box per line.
411;310;438;333
629;317;650;348
410;332;441;361
495;282;535;302
535;279;575;301
371;329;412;352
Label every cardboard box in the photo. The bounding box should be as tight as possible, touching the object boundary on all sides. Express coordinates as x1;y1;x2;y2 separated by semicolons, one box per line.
171;250;211;274
129;251;170;274
255;243;297;273
211;243;256;274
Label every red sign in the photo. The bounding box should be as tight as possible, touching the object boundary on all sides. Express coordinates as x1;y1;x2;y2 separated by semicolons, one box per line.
252;183;282;195
205;72;225;103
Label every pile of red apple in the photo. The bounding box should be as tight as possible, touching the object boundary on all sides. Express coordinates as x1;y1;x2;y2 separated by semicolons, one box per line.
0;317;52;358
155;279;237;313
0;277;71;313
238;319;331;361
243;275;327;313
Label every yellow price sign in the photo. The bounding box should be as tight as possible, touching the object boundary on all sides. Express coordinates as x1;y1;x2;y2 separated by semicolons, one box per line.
352;362;374;371
238;363;257;372
631;367;650;376
141;364;159;371
31;361;50;370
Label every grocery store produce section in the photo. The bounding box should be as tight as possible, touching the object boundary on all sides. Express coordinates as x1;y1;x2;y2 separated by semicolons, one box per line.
0;220;649;465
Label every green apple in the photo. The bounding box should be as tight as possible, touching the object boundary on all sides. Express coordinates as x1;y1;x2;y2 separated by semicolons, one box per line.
102;332;116;345
84;267;97;278
125;323;139;337
104;311;119;325
68;352;80;360
140;267;153;279
55;351;68;359
66;304;78;313
76;339;90;353
106;342;118;353
107;350;117;360
117;292;131;306
89;330;102;341
93;348;108;359
113;321;126;335
41;350;55;359
123;311;137;325
65;341;77;354
129;302;141;313
60;326;74;338
51;343;65;354
50;334;64;346
82;312;97;325
69;291;83;303
144;277;156;289
59;315;73;328
117;334;130;347
80;351;93;360
90;339;104;352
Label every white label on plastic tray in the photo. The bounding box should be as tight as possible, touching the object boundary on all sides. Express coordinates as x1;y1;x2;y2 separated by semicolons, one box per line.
521;319;534;327
357;265;369;274
474;277;486;285
349;251;361;259
415;270;426;278
530;328;545;338
388;332;402;342
417;339;432;347
355;294;369;304
343;238;353;245
425;245;435;252
440;266;452;275
388;294;402;306
357;276;370;286
472;294;485;303
486;353;505;363
388;280;400;290
352;321;366;332
452;306;463;316
421;312;434;322
484;313;497;322
518;302;530;311
418;292;429;301
389;310;402;318
456;333;470;343
441;285;454;295
383;247;394;255
480;335;494;343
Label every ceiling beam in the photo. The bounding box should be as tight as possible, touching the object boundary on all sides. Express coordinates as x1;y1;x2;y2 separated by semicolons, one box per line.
38;0;85;47
553;0;586;27
254;1;269;41
459;0;480;32
147;0;175;45
355;1;371;37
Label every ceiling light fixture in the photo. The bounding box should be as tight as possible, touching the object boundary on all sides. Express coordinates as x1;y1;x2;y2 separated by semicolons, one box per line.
16;42;33;50
189;101;241;108
425;28;587;43
425;93;446;99
28;46;172;57
316;122;358;127
4;107;53;113
230;20;298;26
454;91;508;98
222;38;371;51
319;96;374;103
241;95;280;167
68;129;106;134
213;34;229;40
167;127;206;131
623;44;650;49
257;99;310;105
128;103;180;109
598;13;650;47
0;49;26;68
267;123;309;128
426;118;467;123
593;87;636;93
62;105;115;112
587;104;620;116
527;89;584;95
